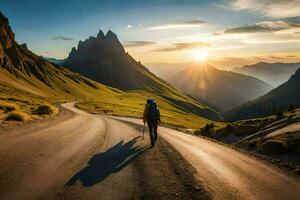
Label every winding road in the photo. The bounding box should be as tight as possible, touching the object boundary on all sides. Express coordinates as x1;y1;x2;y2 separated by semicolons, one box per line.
0;102;299;200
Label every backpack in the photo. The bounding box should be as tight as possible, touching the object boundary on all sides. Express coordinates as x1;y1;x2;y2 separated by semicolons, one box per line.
147;100;160;122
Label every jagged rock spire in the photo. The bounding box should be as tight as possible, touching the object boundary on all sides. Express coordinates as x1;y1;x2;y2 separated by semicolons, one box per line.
106;30;118;40
97;30;105;39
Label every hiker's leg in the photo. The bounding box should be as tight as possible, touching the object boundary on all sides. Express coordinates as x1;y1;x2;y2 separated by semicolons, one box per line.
147;122;154;145
153;122;158;142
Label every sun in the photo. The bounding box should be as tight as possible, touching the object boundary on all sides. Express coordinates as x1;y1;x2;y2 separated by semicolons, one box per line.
192;49;209;63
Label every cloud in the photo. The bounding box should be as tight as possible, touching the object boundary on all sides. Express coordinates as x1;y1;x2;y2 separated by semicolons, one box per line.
217;21;300;34
269;55;283;59
127;24;132;28
149;19;206;30
230;0;300;18
52;36;74;41
124;41;156;47
153;42;211;52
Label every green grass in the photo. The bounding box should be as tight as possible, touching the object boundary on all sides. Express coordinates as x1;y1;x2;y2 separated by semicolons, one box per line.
0;80;220;130
76;90;221;130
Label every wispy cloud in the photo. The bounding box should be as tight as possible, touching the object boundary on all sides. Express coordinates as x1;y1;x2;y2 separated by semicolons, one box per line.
149;19;206;30
52;36;74;41
153;42;211;52
229;0;300;18
124;41;156;47
216;21;300;35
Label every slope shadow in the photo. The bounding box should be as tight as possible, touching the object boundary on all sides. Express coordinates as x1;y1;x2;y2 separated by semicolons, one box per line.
66;136;148;187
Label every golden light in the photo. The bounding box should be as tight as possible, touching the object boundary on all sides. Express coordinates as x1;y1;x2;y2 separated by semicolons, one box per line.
192;49;209;63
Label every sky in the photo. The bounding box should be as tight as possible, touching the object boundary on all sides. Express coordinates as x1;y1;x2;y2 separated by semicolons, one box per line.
1;0;300;69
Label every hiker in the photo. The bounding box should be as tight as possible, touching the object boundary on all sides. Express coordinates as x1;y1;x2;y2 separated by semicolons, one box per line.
143;98;161;147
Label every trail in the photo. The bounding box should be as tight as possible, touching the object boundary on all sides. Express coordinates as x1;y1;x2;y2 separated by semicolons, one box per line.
0;102;299;200
0;103;206;200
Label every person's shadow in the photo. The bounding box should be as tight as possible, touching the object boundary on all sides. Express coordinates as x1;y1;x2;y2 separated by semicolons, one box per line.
66;136;148;187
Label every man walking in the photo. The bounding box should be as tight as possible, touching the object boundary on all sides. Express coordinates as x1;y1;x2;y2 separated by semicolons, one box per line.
143;98;161;147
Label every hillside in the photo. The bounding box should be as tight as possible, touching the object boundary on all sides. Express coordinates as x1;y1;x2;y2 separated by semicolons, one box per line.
225;68;300;121
0;12;219;128
233;62;300;87
61;30;219;120
0;12;118;99
166;64;271;111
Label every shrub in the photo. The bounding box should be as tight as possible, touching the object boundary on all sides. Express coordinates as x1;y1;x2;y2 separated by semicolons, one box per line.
34;104;56;115
5;111;31;121
0;102;18;113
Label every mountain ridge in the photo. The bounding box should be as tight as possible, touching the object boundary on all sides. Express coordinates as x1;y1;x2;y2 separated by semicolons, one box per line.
166;64;271;111
0;11;120;98
225;68;300;121
233;62;300;87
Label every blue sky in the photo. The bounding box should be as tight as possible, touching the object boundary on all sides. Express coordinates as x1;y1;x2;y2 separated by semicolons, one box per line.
1;0;300;68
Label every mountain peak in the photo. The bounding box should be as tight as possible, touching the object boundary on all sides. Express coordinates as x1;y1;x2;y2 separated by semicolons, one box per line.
106;30;118;39
97;30;105;39
64;29;125;65
0;11;7;21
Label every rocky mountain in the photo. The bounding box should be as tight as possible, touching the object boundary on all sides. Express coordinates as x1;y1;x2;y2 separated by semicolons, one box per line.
233;62;300;87
225;68;300;121
0;11;117;98
166;64;272;111
0;12;219;121
63;30;174;91
62;30;220;120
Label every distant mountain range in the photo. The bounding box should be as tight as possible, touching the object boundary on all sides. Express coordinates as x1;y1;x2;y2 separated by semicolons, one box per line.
225;68;300;121
61;30;220;119
233;62;300;87
43;57;63;64
146;63;186;79
166;64;271;111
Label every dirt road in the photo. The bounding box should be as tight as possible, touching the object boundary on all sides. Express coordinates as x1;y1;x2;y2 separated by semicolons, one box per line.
0;103;207;200
0;102;299;200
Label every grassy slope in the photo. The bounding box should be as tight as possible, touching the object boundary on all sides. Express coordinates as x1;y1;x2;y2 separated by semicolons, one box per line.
0;81;54;121
1;52;219;129
0;77;216;129
76;91;215;130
